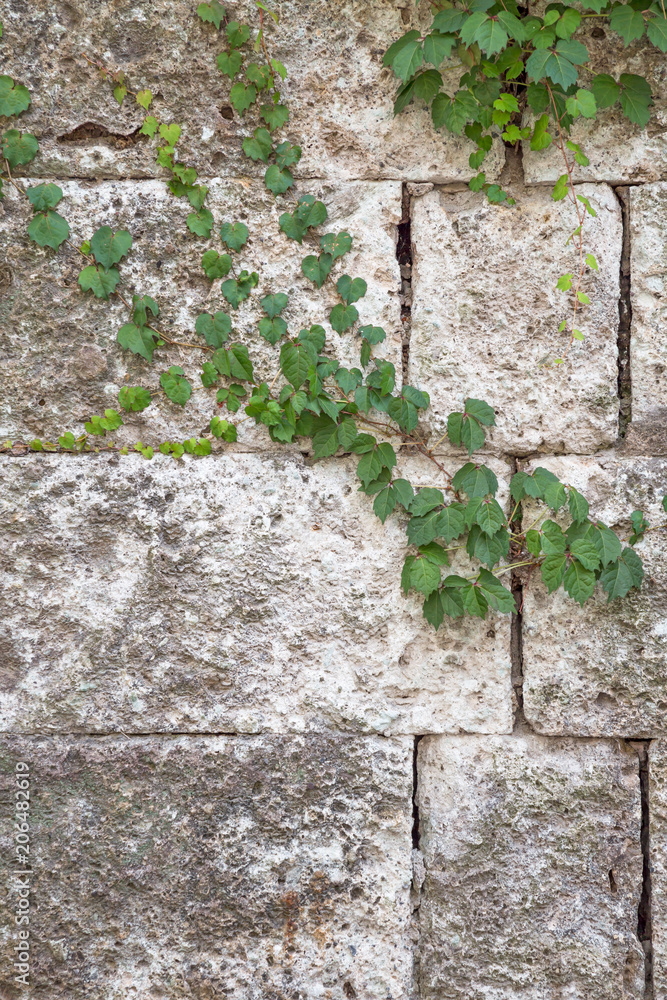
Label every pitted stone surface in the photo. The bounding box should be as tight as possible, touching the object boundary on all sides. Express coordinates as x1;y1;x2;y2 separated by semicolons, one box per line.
408;184;622;455
522;454;667;737
1;0;504;183
0;453;513;735
0;178;402;446
0;733;413;999
417;734;644;1000
522;25;667;185
651;739;667;999
624;183;667;454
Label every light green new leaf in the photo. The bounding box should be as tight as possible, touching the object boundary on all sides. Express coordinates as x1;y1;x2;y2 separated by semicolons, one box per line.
118;386;152;412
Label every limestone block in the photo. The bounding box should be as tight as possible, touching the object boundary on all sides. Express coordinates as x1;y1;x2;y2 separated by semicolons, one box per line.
650;739;667;999
523;26;667;185
624;183;667;454
0;452;513;735
1;0;504;183
521;454;667;737
409;184;622;455
417;734;644;1000
0;177;402;447
0;733;413;999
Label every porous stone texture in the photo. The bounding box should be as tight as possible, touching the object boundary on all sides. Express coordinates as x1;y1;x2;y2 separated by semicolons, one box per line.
624;183;667;454
1;0;504;183
408;183;622;455
522;454;667;737
651;739;667;999
0;733;414;999
0;453;513;735
416;734;644;1000
0;177;402;446
522;25;667;185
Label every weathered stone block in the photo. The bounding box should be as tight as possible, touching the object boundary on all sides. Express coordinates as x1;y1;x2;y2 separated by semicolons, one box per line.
522;27;667;185
624;183;667;454
409;183;622;455
0;178;402;447
417;733;644;999
0;733;414;999
522;454;667;737
2;0;504;183
0;452;513;735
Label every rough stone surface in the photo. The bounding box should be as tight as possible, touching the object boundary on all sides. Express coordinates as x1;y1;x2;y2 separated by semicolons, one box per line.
523;26;667;185
417;733;644;999
0;453;513;735
409;183;622;455
651;738;667;999
0;733;413;999
1;0;504;184
522;454;667;737
0;178;402;447
624;183;667;454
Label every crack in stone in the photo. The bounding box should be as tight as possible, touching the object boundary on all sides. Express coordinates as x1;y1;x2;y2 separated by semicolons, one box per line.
396;182;412;387
509;458;528;731
614;185;633;440
636;739;654;999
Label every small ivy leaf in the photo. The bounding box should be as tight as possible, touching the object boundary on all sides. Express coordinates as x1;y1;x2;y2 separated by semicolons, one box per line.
0;75;31;116
210;416;238;442
419;542;450;568
383;30;424;82
187;207;214;238
526;529;542;556
563;558;596;606
510;471;541;501
196;311;232;348
461;414;485;455
159;123;182;145
373;486;398;524
337;418;358;450
330;303;359;333
261;293;288;318
622;546;644;588
530;113;552;151
320;231;353;260
591;72;621;109
620;73;653;127
409;556;442;597
220;221;249;251
447;411;463;447
221;270;258;308
465;397;495;426
85;408;123;435
197;0;225;28
1;129;38;166
201;249;232;279
476;498;505;536
552;174;569;201
28;210;69;249
246;62;273;91
594;522;623;566
90;225;132;268
312;419;341;458
259;317;287;344
476;569;516;613
409;487;445;517
271;57;287;79
27;183;63;211
118;386;152;412
213;343;254;381
432;89;479;134
242;127;273;162
78;264;120;299
301;252;332;288
160;367;193;406
117;322;158;361
541;553;568;592
186;184;208;210
140;115;159;137
131;293;159;327
280;343;310;388
337;275;367;305
461;582;489;619
265;164;294;195
136;88;152;110
421;588;445;628
565;88;597;119
567;486;590;523
542;520;567;555
275;142;301;168
279;212;306;243
227;20;250;47
217;50;243;77
438;506;466;543
261;103;289;131
610;2;646;44
295;195;328;229
113;83;127;105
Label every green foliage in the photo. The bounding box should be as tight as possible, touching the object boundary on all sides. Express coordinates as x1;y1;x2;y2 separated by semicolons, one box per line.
1;128;38;166
0;75;31;116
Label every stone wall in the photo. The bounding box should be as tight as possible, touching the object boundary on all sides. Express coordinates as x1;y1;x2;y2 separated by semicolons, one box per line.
0;2;666;997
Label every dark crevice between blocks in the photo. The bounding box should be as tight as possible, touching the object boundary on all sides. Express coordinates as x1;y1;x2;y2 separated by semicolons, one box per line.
636;740;654;998
58;122;148;148
509;458;528;731
614;185;633;439
412;735;423;851
397;183;412;387
411;734;425;999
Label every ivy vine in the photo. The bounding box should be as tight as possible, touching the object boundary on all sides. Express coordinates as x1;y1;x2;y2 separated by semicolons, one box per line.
0;2;665;629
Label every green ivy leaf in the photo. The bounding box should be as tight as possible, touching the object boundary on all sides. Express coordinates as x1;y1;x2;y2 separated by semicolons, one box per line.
541;553;567;592
461;414;485;455
78;264;120;299
476;498;505;536
258;316;287;344
409;487;445;517
466;524;510;569
242;127;273;162
647;10;667;50
197;0;225;28
265;164;294;195
591;73;621;109
280;342;310;388
118;385;152;412
89;225;132;268
563;558;596;606
383;30;424;82
27;183;63;211
569;538;601;571
201;249;232;279
230;82;257;114
565;88;597;119
246;62;273;90
320;232;352;261
275;142;301;168
220;221;249;251
593;522;623;566
476;568;516;613
301;252;332;288
117;322;158;361
221;270;258;308
159;122;181;145
620;73;653;126
227;20;250;47
567;487;590;523
196;311;232;348
217;50;243;77
330;303;359;333
1;128;38;166
610;3;646;43
27;210;69;249
409;556;442;596
261;103;289;131
0;75;31;116
160;366;193;406
337;275;367;305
